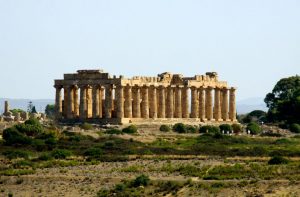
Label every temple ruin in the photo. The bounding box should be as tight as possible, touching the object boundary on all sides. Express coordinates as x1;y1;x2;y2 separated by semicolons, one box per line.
54;70;237;124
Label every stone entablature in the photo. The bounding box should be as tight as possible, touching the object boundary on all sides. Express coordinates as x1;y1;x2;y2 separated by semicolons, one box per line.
54;70;237;124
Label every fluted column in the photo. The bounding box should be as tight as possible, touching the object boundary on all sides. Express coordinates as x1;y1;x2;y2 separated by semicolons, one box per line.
104;85;113;118
124;85;132;118
214;88;222;121
79;85;87;119
182;86;189;118
54;85;62;118
92;85;100;118
229;87;237;121
174;86;182;118
222;88;229;121
158;85;166;118
199;87;206;121
73;85;79;118
66;85;74;119
205;87;214;121
132;85;141;118
191;87;199;118
141;85;149;118
149;85;157;118
116;85;124;118
63;88;68;117
166;86;174;118
99;87;104;118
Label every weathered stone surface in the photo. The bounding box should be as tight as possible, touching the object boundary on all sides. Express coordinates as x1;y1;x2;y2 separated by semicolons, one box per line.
54;70;237;124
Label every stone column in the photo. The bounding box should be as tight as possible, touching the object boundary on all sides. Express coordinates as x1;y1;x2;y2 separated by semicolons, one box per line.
99;87;104;118
199;87;206;121
124;85;132;118
4;101;9;115
174;86;182;118
73;85;79;118
132;85;141;118
205;87;214;121
149;85;157;118
104;85;113;118
66;85;74;119
158;85;166;118
141;85;149;118
214;88;222;121
166;86;174;118
63;88;68;118
54;85;62;118
92;85;100;118
79;85;87;119
116;85;124;118
229;87;237;121
222;88;229;121
191;87;199;118
182;86;189;118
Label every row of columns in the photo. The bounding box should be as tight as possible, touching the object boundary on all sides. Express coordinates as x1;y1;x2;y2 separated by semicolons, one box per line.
54;85;237;121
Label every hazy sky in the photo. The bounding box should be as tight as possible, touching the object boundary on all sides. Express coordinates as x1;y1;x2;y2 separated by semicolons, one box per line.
0;0;299;100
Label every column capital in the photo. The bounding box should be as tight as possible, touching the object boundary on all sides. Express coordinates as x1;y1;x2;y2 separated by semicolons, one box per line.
230;87;237;91
54;85;63;89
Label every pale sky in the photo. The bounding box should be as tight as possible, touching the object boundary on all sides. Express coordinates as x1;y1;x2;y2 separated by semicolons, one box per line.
0;0;299;101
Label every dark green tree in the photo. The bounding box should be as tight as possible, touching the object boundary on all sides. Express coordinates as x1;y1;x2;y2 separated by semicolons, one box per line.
45;104;55;118
27;101;37;113
264;75;300;124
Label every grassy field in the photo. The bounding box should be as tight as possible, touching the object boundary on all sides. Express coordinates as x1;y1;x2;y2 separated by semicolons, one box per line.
0;122;300;196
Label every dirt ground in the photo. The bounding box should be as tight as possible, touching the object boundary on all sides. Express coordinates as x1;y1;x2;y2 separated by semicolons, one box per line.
1;158;300;197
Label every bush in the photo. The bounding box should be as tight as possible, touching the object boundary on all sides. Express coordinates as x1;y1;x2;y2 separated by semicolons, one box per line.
84;148;103;157
246;122;261;135
122;125;138;134
268;156;289;165
172;123;187;133
51;149;72;159
2;127;32;145
186;125;198;133
105;129;123;135
3;150;30;159
199;125;220;134
38;153;53;161
232;124;242;134
80;123;93;130
290;123;300;133
219;124;232;132
159;125;171;132
131;174;150;187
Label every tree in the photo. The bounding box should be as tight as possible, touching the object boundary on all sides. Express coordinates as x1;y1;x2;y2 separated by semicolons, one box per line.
264;75;300;124
27;101;37;113
242;110;267;123
45;104;55;118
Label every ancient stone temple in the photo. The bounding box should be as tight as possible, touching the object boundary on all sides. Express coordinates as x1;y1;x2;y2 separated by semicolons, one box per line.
54;70;237;124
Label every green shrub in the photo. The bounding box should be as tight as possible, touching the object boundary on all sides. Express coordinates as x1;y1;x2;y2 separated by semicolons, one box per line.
32;139;48;151
186;125;198;133
290;123;300;133
105;129;123;135
122;125;138;134
84;148;103;157
51;149;72;159
159;125;171;132
38;153;53;161
199;125;220;134
2;127;32;145
3;150;30;159
219;124;232;132
131;174;150;187
172;123;187;133
232;124;242;133
246;122;261;135
80;123;93;130
268;156;289;165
